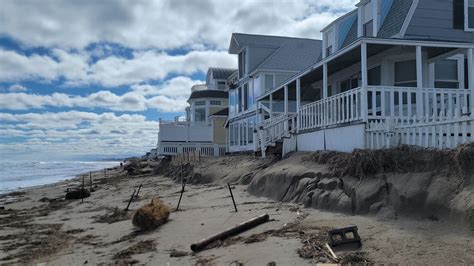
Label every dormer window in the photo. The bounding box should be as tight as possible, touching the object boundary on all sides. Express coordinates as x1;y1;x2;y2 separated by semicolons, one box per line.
238;49;247;79
363;20;373;37
326;46;333;56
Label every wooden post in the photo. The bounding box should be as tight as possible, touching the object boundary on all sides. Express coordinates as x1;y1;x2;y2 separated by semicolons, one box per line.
81;174;85;203
125;189;136;211
416;45;423;118
468;48;474;116
176;179;186;211
227;183;237;212
323;63;328;99
269;93;273;118
361;42;368;123
296;78;301;133
89;171;93;192
135;183;143;198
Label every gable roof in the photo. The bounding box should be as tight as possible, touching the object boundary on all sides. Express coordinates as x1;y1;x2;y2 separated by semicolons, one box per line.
229;33;322;74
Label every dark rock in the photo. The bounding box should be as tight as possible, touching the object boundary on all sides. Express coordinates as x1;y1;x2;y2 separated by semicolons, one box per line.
65;189;91;200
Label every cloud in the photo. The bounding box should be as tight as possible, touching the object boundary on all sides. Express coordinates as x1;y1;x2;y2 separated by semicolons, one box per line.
0;111;160;159
0;48;234;87
0;76;203;112
0;0;358;50
7;84;27;92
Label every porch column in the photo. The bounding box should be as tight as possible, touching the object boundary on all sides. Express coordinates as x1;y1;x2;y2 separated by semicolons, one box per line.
296;78;301;133
284;85;288;115
416;46;423;117
323;63;328;98
269;93;273;118
361;42;368;122
469;48;474;115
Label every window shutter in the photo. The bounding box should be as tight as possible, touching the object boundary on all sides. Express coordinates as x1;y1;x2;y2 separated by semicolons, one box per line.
453;0;464;29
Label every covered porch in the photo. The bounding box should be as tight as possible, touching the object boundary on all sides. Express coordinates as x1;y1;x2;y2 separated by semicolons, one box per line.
255;38;474;153
259;38;474;132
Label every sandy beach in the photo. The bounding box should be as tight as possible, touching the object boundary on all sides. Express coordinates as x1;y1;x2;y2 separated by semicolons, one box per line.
0;156;473;265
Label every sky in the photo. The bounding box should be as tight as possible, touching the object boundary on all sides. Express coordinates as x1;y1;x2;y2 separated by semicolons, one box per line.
0;0;358;161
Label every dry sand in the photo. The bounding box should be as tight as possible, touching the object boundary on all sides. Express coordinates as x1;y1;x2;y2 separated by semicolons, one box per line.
0;163;473;265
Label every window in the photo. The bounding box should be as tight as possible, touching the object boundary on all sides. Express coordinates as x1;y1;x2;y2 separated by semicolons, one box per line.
243;84;248;111
394;60;417;87
238;49;246;79
195;108;206;122
210;100;221;106
368;66;381;86
234;124;239;146
248;118;254;144
195;101;205;106
248;82;254;109
217;81;226;90
238;86;242;113
364;20;373;37
435;59;459;88
264;75;274;92
229;90;236;115
340;74;360;93
230;124;234;146
240;123;245;146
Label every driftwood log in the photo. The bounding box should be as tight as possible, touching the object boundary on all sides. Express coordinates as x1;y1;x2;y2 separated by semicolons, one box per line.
190;213;270;252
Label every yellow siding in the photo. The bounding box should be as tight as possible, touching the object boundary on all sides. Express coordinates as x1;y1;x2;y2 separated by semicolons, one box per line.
212;117;227;144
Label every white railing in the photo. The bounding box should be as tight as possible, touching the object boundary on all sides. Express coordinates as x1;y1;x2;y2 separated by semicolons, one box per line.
257;114;297;149
366;114;474;150
298;86;472;131
159;142;226;157
299;87;363;131
366;86;472;122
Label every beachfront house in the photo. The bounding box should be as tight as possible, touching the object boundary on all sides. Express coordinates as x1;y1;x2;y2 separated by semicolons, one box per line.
158;68;236;156
227;0;474;156
227;33;322;152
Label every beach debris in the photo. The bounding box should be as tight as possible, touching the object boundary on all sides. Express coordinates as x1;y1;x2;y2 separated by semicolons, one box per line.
267;262;276;266
325;243;338;260
175;179;187;211
113;240;156;259
94;207;131;224
132;197;170;231
65;188;90;200
328;226;361;248
169;249;189;257
190;213;270;252
228;183;238;212
124;189;136;211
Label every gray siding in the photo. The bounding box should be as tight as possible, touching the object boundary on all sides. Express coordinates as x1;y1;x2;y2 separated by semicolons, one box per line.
405;0;474;42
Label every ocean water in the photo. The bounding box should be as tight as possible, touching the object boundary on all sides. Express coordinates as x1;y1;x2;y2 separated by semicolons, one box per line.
0;160;120;194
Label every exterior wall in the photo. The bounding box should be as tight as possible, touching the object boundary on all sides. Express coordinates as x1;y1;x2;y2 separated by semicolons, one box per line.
296;123;366;152
405;0;474;42
212;117;227;144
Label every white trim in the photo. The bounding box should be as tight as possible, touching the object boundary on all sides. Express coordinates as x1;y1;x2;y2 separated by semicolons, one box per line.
321;9;358;32
323;63;328;98
372;0;379;37
416;46;423;88
399;0;419;38
465;0;474;31
468;48;474;90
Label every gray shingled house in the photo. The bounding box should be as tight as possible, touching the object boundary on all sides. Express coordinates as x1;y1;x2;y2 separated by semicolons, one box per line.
227;0;474;156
